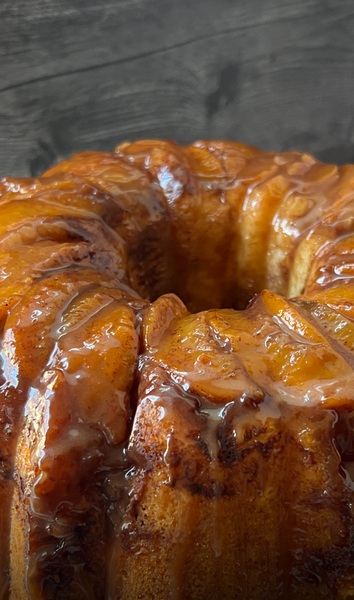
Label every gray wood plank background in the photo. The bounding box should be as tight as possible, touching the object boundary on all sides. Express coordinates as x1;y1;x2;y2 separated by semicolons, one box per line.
1;0;354;177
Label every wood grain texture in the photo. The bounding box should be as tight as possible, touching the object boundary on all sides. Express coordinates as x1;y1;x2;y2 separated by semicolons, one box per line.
1;0;354;177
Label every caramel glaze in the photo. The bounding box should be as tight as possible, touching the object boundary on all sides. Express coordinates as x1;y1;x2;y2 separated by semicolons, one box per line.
1;140;354;599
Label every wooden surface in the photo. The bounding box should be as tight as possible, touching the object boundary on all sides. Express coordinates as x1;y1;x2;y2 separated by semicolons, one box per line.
1;0;354;177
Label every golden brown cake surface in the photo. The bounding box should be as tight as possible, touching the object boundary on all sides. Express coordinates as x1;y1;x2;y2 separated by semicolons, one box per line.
1;140;354;599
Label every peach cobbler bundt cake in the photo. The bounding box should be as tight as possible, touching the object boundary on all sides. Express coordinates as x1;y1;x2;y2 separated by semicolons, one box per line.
1;139;354;599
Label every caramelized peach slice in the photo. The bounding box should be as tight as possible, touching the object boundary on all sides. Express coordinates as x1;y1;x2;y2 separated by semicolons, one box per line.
289;224;335;296
142;293;189;350
261;289;326;343
142;296;262;404
185;146;226;180
302;300;354;354
3;269;117;381
237;174;292;295
54;302;141;442
0;200;93;241
260;291;354;403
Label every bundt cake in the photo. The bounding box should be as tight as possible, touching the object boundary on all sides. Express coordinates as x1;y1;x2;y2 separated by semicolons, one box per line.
1;139;354;599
